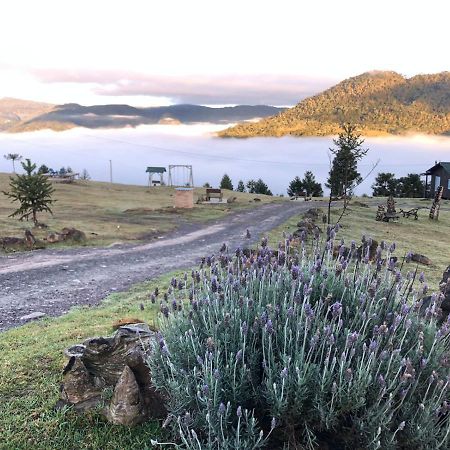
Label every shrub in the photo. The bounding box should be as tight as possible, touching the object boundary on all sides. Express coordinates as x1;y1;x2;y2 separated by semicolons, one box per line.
149;232;450;449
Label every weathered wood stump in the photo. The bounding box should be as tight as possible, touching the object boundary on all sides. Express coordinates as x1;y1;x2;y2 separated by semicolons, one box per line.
58;323;166;425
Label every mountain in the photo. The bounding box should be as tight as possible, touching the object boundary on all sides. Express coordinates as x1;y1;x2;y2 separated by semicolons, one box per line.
0;98;55;131
0;100;285;132
219;71;450;137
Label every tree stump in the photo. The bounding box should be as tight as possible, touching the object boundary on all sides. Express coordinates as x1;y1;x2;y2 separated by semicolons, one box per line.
58;323;166;425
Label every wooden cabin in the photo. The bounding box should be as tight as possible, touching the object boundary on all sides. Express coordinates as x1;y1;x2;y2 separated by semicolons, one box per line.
424;162;450;199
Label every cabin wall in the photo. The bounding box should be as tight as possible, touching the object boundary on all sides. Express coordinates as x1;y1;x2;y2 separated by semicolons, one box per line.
430;167;450;199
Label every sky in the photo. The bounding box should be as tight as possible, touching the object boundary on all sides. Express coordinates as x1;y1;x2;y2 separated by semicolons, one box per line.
0;0;449;106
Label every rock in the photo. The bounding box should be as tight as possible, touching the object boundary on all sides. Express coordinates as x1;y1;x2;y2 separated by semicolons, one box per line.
302;208;321;220
60;227;86;242
59;323;166;425
59;357;103;410
47;232;64;243
20;311;46;321
0;236;26;251
24;230;36;247
106;366;147;426
410;253;432;266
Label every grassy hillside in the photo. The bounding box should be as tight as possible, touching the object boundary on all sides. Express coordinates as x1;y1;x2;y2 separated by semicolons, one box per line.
220;71;450;137
0;173;279;249
269;197;450;289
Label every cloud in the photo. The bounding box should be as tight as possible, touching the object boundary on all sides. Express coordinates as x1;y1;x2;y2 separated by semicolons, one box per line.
31;69;335;105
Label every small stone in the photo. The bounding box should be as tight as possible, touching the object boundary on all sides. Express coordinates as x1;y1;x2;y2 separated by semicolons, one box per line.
20;312;47;321
410;253;432;266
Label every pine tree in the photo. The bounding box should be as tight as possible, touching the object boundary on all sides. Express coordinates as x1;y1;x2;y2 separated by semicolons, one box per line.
287;176;304;197
326;124;368;197
326;124;368;224
3;159;55;226
372;172;398;196
220;174;233;190
397;173;424;198
247;178;272;195
302;171;323;197
236;180;246;192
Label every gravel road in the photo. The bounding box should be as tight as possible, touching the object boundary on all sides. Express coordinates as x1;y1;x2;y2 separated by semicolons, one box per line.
0;202;322;332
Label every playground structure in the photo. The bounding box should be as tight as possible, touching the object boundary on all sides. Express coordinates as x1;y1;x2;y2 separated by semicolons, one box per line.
168;165;194;187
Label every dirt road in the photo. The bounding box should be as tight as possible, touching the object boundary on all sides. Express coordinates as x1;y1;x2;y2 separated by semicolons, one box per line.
0;202;321;331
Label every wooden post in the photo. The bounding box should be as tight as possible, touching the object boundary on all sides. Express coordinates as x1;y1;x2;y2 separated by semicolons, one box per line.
429;185;443;220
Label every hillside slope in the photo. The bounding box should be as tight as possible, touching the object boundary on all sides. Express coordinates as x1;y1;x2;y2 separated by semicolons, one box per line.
0;98;55;131
219;71;450;137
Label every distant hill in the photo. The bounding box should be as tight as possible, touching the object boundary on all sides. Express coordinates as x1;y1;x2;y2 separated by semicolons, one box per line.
219;71;450;137
0;99;285;132
0;98;55;131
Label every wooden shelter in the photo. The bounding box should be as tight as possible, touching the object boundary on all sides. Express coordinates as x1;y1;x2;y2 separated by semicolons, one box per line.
424;162;450;199
146;167;166;187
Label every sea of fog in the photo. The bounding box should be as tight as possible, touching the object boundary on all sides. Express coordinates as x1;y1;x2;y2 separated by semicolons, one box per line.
0;124;449;196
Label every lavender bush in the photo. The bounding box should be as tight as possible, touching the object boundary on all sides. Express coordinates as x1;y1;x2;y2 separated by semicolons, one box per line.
148;231;450;449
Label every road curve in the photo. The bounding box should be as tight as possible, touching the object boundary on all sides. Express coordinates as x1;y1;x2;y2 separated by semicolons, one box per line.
0;201;322;331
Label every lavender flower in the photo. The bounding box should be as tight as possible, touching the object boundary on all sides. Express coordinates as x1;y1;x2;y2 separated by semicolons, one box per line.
265;319;274;334
331;302;342;318
218;403;226;415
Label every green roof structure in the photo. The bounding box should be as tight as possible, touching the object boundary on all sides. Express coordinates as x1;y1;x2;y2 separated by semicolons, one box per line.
146;167;166;173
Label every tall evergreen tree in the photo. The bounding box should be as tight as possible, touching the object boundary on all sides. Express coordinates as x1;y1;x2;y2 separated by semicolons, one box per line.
372;172;398;196
3;159;55;226
287;176;304;197
220;174;233;190
397;173;424;198
247;178;272;195
326;124;368;197
236;180;246;192
302;171;323;197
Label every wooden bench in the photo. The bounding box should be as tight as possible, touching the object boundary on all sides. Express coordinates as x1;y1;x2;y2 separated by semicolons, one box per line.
399;208;419;220
206;188;223;201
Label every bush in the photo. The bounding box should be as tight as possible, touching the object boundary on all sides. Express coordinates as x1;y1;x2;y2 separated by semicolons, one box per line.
149;233;450;449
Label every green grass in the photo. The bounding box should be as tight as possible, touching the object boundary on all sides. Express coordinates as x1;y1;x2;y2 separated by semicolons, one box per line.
268;197;450;289
0;172;281;250
1;196;449;449
0;274;179;450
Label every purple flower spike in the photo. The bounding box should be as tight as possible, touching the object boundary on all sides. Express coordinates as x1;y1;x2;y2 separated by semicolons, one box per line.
237;406;242;418
331;302;342;318
218;402;226;415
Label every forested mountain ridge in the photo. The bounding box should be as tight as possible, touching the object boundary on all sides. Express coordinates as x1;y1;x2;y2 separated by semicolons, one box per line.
219;71;450;137
0;99;285;132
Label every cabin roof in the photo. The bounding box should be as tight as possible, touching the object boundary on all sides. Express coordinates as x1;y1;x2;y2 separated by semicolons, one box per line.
146;167;166;173
425;162;450;175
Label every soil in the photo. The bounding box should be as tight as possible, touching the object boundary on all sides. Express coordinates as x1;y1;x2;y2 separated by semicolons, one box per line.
0;202;323;332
